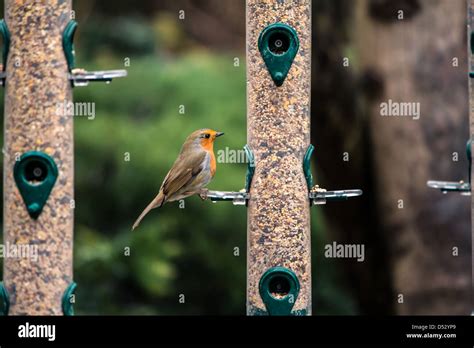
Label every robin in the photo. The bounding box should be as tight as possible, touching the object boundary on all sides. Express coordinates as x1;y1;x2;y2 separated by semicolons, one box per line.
132;128;224;230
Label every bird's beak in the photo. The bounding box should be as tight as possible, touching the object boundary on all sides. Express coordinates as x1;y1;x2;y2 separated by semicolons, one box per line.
215;132;224;138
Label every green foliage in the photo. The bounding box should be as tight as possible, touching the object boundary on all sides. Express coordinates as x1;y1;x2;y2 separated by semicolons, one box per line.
72;53;247;314
77;16;156;61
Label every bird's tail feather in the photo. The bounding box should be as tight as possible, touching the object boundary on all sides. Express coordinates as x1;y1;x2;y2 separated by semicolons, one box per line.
132;192;165;230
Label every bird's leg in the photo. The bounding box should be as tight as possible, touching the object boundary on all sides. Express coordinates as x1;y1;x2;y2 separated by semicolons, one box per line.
199;188;209;200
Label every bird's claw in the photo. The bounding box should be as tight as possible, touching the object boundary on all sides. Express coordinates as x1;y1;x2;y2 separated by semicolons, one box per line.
310;185;327;193
199;189;209;200
71;68;88;75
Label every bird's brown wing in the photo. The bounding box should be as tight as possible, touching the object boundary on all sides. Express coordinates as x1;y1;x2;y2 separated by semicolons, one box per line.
132;149;207;230
160;150;207;200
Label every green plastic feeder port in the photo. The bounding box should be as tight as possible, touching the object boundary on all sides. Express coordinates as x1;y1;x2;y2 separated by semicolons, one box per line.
62;20;77;71
471;31;474;55
244;144;255;194
13;151;58;219
62;282;77;316
258;23;299;87
258;266;300;316
0;282;9;315
0;19;10;70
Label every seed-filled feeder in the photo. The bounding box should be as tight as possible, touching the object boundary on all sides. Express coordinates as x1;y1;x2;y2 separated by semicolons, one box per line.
0;0;126;315
204;0;363;316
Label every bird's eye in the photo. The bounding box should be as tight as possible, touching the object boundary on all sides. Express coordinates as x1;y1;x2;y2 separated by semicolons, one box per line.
204;133;211;139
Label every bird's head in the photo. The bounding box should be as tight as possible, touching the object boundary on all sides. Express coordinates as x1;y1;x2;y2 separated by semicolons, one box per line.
186;128;224;151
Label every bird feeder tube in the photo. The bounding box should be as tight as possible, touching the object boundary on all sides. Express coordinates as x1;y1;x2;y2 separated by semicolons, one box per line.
246;0;312;316
243;0;362;316
0;0;126;315
2;0;74;315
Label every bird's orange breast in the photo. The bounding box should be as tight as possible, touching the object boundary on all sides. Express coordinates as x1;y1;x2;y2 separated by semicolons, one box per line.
201;138;217;176
209;150;216;177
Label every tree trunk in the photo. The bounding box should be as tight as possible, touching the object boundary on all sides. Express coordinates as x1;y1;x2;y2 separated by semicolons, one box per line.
355;0;471;314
